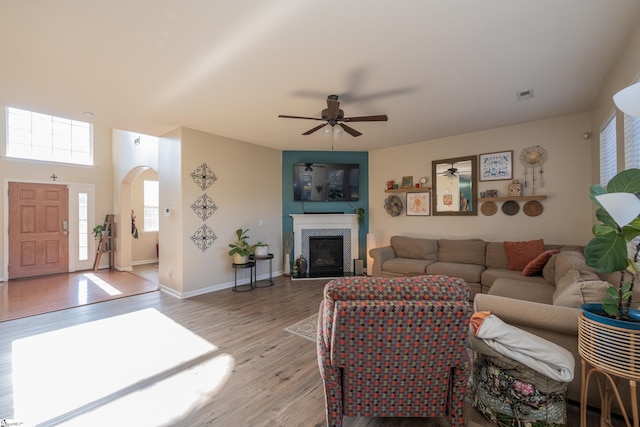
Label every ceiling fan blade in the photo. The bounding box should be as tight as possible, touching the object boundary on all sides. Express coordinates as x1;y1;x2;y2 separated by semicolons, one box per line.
302;123;328;135
339;123;362;137
343;115;388;122
278;114;324;121
327;96;340;119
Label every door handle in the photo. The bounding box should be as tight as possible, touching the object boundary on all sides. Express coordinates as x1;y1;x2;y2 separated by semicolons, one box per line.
62;220;68;236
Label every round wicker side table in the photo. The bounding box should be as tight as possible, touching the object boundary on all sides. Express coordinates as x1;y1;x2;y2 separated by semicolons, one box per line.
578;313;640;427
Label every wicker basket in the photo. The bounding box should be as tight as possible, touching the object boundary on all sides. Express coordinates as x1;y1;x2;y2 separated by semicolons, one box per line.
578;313;640;381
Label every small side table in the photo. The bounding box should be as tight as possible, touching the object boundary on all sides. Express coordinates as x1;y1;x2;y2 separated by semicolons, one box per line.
250;253;274;288
232;261;255;292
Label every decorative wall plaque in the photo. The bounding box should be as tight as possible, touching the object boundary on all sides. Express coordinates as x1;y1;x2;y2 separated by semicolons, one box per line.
190;224;217;252
190;163;217;191
191;193;218;221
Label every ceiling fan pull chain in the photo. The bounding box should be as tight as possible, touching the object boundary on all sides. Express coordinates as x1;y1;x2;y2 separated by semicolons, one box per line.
539;167;544;187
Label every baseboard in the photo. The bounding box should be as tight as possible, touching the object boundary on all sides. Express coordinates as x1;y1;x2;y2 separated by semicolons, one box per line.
132;259;159;266
160;270;282;299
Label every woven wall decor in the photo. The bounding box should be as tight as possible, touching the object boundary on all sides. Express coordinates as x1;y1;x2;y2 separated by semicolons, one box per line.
191;193;218;221
190;224;218;252
190;163;217;191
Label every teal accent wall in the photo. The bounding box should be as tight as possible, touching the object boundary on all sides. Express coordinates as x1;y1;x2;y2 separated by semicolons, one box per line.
282;151;369;268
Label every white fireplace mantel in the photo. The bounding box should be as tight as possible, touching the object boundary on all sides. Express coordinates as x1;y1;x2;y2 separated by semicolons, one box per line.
290;214;359;271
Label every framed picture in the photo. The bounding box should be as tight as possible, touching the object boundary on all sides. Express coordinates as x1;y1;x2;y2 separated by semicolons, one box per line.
479;150;513;181
401;176;413;188
406;192;430;216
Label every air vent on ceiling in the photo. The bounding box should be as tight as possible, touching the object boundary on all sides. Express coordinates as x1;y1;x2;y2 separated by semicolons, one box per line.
517;89;534;101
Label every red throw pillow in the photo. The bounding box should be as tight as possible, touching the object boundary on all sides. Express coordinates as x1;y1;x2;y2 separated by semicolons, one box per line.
522;249;560;276
504;239;545;271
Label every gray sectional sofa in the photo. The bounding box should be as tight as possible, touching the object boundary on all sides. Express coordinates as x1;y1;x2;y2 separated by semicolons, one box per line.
369;236;570;298
370;235;634;411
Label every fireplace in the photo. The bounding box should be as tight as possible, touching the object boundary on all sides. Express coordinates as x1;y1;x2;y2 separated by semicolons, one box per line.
309;236;344;277
290;214;359;278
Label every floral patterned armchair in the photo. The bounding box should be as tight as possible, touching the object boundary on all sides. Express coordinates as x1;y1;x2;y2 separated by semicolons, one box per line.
316;275;472;427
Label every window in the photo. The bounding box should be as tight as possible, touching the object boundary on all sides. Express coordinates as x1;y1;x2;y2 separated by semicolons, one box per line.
600;113;617;186
143;180;159;232
78;192;88;261
625;113;640;169
6;107;93;165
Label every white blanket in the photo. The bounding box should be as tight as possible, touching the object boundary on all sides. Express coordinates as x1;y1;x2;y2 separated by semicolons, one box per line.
475;314;575;382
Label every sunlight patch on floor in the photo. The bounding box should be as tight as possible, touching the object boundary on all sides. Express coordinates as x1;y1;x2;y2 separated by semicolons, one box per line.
11;308;233;426
83;273;123;296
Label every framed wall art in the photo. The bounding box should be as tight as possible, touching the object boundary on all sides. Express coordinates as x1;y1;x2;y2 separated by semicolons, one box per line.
479;150;513;181
401;176;413;189
406;192;430;216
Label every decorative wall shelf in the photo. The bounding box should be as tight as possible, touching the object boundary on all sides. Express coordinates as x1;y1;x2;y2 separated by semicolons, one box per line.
385;187;431;193
478;195;547;202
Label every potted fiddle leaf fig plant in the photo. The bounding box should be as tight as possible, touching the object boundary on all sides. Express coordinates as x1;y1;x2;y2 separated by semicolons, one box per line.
228;228;252;264
584;168;640;324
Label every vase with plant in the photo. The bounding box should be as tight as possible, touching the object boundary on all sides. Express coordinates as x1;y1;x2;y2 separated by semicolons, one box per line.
92;224;105;240
253;240;269;257
584;168;640;324
228;228;252;264
283;232;293;276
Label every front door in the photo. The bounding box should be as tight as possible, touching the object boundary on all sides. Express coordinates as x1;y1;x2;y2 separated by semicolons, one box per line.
8;182;69;279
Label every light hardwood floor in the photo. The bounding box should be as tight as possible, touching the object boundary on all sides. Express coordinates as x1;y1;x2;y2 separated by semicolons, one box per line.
0;275;622;426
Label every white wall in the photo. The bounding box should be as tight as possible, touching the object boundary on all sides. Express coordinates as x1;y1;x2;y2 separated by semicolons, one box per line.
369;112;593;248
159;127;282;298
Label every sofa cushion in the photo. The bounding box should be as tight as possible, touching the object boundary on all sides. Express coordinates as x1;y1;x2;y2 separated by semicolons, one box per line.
390;236;438;260
381;258;433;275
554;251;598;284
542;254;558;284
504;239;545;270
437;239;486;265
487;278;555;304
552;270;611;308
481;268;549;289
522;249;561;276
426;261;485;283
485;242;510;269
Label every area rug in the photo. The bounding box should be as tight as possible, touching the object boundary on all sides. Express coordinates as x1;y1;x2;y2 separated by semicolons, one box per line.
284;313;318;342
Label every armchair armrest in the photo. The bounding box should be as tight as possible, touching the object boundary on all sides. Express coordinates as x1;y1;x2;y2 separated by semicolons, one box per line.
369;245;396;276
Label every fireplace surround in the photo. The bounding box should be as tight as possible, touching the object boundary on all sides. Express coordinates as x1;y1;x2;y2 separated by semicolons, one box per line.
290;214;359;278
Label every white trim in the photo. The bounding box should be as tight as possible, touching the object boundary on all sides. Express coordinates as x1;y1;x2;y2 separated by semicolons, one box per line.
159;270;282;299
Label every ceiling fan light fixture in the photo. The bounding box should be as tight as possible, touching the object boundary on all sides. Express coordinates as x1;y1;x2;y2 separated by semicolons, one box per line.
333;125;343;139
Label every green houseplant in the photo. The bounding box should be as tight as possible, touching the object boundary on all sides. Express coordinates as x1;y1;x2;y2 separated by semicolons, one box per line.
584;168;640;320
228;228;252;264
253;240;269;257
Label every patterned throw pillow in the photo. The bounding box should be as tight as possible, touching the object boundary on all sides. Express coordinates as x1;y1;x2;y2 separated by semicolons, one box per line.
504;239;545;271
522;249;560;276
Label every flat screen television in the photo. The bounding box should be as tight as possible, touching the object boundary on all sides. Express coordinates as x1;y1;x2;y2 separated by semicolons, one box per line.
293;162;359;201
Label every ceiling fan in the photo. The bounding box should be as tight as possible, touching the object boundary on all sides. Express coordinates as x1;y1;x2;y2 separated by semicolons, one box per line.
440;163;458;177
278;94;388;137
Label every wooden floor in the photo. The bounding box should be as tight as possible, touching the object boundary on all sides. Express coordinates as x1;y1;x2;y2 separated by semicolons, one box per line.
0;266;159;322
0;275;624;426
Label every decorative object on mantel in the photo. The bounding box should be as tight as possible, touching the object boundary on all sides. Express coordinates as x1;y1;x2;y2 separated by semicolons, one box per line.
387;180;395;190
523;200;543;216
190;162;217;191
501;200;519;216
480;201;497;216
190;224;217;252
419;176;429;187
479;150;513;181
486;189;498;198
384;195;403;216
507;180;523;197
520;145;547;194
190;193;218;221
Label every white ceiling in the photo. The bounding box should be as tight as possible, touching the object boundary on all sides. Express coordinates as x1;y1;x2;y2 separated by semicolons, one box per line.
1;1;639;151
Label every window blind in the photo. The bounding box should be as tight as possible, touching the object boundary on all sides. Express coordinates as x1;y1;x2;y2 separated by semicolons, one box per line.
600;113;617;186
625;114;640;169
